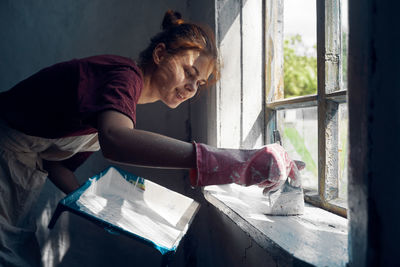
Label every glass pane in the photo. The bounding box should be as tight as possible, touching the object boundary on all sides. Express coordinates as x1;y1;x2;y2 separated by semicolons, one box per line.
277;107;318;190
283;0;317;98
341;0;349;90
338;103;348;200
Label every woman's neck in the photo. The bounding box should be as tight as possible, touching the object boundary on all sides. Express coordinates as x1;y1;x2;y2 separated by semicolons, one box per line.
137;66;160;104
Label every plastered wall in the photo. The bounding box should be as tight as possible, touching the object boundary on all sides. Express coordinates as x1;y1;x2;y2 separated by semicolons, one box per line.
0;0;328;266
0;1;276;266
348;1;400;266
0;1;193;266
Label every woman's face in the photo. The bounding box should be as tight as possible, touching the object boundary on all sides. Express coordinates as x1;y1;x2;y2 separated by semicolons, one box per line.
152;48;213;108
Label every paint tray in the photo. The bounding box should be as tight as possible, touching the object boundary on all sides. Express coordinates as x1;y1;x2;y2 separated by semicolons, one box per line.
48;166;200;255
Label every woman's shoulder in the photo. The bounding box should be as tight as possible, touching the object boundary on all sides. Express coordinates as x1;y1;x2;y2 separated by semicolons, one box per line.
78;54;138;68
78;55;142;80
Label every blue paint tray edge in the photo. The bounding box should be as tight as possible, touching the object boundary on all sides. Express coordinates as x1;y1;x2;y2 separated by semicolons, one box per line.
48;166;200;255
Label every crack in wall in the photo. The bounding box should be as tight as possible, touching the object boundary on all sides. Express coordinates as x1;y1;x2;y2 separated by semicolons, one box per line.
242;239;253;264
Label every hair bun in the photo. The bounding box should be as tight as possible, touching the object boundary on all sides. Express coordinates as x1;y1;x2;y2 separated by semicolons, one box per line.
162;9;185;30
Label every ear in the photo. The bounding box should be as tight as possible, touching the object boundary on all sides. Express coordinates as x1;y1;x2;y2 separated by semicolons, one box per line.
153;43;167;65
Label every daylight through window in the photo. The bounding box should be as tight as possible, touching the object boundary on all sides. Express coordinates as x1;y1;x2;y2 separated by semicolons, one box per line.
265;0;348;217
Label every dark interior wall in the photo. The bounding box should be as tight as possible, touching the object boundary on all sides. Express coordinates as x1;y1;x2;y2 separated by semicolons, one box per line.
0;1;178;91
0;1;196;266
7;0;397;266
0;0;285;265
348;1;400;266
1;1;263;266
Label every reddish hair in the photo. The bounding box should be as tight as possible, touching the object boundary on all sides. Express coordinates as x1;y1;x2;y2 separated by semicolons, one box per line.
138;10;219;87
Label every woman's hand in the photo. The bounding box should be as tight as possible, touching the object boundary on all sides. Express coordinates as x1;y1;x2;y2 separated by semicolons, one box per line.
190;143;303;192
97;110;304;191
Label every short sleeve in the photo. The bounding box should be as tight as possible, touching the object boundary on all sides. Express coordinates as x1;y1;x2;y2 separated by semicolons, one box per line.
77;56;143;127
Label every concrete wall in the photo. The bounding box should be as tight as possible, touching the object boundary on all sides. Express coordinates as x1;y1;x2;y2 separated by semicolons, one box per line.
6;0;397;266
347;1;400;266
0;1;273;266
0;1;193;266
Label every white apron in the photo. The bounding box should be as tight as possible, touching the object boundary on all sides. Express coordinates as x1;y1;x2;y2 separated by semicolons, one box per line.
0;120;100;267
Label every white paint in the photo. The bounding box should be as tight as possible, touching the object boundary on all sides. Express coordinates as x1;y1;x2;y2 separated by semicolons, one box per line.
217;0;264;149
204;184;348;266
242;0;263;148
76;168;198;250
206;180;304;216
218;12;242;148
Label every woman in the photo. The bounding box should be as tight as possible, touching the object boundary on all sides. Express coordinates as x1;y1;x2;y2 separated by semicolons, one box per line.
0;10;301;266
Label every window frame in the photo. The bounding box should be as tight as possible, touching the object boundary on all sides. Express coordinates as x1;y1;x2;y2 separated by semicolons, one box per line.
265;0;347;217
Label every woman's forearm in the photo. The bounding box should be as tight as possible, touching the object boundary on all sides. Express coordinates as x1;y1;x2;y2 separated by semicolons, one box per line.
99;127;196;169
43;160;80;194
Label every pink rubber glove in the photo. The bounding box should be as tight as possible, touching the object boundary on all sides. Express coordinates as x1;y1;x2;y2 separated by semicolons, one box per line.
190;142;304;193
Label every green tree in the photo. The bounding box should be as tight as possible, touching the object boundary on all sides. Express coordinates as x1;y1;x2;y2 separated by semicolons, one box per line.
284;35;317;98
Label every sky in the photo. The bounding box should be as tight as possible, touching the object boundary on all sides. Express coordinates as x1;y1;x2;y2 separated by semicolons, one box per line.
284;0;348;48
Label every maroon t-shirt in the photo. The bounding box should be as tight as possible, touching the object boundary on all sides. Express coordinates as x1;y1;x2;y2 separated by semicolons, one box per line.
0;55;143;138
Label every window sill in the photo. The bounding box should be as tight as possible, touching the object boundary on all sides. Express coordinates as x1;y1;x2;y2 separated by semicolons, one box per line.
203;184;348;266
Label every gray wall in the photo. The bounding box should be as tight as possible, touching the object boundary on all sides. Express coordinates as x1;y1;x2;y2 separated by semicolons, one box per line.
0;1;195;266
0;1;271;266
348;1;400;266
4;0;397;266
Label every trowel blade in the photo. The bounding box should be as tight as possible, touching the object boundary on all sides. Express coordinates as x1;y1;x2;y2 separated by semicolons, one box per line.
263;180;305;216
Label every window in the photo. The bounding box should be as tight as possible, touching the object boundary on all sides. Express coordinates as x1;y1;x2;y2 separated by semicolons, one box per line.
265;0;348;217
212;0;348;217
207;1;349;264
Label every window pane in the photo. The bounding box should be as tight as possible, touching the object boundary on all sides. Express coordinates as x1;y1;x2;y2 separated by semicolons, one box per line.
341;0;348;90
338;103;348;200
277;107;318;190
283;0;317;99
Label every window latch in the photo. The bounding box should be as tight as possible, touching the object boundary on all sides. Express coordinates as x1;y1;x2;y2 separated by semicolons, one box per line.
273;130;282;146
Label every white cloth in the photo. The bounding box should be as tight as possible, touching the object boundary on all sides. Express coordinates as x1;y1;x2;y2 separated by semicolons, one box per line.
0;120;100;267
